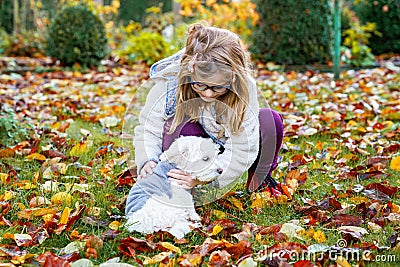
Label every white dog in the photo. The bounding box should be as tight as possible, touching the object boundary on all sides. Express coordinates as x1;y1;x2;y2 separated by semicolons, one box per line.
125;136;222;238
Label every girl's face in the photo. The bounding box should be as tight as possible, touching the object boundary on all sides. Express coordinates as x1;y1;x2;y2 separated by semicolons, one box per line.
190;74;231;102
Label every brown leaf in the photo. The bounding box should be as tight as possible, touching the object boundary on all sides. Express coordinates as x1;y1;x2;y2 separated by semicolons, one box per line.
118;236;156;258
85;234;104;250
192;238;226;256
268;242;308;260
42;149;67;159
17;208;58;220
206;219;238;237
208;250;231;266
224;240;252;261
365;182;399;196
327;214;363;227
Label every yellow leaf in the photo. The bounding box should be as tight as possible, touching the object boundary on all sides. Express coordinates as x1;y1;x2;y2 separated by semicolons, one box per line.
313;230;326;243
17;207;58;219
390;155;400;171
0;173;7;183
42;214;54;223
87;207;101;216
3;191;14;201
109;221;121;230
143;251;172;265
51;192;72;206
211;225;223;236
26;153;46;161
17;181;37;190
160;242;181;254
212;209;226;219
69;141;88;157
228;196;244;211
59;207;72;224
336;255;352;267
348;196;369;204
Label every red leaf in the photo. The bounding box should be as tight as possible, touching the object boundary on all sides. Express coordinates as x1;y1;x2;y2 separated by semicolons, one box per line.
294;260;314;267
36;251;70;267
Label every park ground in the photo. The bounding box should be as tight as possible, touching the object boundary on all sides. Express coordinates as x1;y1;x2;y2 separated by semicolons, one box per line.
0;56;399;266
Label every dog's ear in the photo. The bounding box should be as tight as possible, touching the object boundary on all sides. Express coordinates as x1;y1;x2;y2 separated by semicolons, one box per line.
159;139;189;164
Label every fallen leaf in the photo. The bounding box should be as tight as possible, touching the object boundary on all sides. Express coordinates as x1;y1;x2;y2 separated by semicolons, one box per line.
26;153;46;161
390;155;400;170
338;226;368;240
279;223;305;239
143;251;172;265
51;192;72;205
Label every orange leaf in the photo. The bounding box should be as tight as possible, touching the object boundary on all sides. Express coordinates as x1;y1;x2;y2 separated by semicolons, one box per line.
0;148;15;158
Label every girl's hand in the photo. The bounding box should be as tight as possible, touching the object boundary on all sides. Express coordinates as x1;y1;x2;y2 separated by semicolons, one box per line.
138;160;157;179
167;169;207;189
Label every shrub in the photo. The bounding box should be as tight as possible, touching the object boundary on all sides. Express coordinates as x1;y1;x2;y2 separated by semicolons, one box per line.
46;4;108;67
0;28;9;55
178;0;259;44
353;0;400;55
341;19;380;67
117;31;177;65
0;109;33;148
3;30;46;57
251;0;333;65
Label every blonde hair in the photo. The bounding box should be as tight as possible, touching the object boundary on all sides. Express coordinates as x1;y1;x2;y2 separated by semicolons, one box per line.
169;22;252;136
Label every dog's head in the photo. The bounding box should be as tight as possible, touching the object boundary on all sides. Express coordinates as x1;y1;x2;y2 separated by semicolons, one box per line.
159;136;222;182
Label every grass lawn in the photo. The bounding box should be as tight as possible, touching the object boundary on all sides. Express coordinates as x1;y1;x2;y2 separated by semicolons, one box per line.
0;61;399;266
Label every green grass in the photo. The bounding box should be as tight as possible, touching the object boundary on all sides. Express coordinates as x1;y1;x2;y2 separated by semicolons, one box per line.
1;68;399;266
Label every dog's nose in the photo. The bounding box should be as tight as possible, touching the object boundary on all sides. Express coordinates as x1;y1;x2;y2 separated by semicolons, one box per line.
217;168;223;174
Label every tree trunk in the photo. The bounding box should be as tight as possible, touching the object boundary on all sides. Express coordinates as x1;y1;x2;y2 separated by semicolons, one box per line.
13;0;20;34
21;0;27;32
172;0;181;23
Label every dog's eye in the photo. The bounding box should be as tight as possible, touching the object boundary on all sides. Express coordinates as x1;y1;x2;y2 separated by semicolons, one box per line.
202;156;209;161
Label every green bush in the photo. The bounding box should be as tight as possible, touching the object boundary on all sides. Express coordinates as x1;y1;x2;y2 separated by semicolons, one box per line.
117;31;177;65
0;0;13;34
0;28;9;55
0;109;33;148
251;0;333;65
46;4;108;67
353;0;400;55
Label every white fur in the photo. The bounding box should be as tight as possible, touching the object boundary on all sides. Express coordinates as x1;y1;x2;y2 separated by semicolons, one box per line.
125;136;221;238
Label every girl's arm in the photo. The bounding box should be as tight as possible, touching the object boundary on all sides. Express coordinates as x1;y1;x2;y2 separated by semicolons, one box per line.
134;80;167;174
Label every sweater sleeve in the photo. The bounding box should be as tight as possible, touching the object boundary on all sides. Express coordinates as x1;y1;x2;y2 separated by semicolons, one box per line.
134;80;167;173
213;75;260;188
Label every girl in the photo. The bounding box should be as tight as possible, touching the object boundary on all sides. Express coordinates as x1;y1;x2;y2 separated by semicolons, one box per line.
133;22;284;204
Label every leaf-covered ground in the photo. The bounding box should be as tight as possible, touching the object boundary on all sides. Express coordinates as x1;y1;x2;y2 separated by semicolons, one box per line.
0;57;399;267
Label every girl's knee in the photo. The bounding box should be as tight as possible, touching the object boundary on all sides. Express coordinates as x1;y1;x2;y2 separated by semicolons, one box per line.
259;108;284;134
